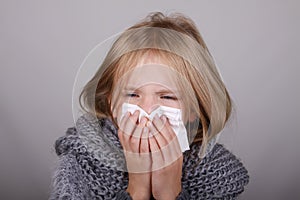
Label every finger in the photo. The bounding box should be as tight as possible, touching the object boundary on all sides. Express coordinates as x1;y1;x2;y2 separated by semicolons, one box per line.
132;116;147;139
148;120;168;149
149;132;160;153
130;117;147;152
161;118;182;157
149;134;164;171
161;116;177;140
139;126;150;153
126;126;152;173
118;112;130;150
152;115;183;167
151;114;172;146
119;110;139;152
148;126;161;162
122;110;140;137
165;136;182;165
119;111;131;137
119;111;130;130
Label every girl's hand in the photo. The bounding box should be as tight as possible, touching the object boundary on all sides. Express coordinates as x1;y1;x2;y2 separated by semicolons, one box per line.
149;115;183;200
118;110;152;200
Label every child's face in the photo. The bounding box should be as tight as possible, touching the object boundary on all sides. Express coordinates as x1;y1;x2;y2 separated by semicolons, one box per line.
111;63;185;120
123;83;181;114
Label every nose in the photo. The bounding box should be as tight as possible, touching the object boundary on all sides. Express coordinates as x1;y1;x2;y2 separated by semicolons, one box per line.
138;96;159;114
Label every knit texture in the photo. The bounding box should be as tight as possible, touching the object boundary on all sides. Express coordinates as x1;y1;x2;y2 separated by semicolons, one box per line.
49;115;249;200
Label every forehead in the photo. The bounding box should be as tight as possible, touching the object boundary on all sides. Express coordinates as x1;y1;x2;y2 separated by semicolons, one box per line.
115;49;181;77
121;64;180;91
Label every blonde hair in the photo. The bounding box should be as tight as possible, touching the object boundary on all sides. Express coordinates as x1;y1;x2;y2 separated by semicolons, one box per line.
79;12;232;155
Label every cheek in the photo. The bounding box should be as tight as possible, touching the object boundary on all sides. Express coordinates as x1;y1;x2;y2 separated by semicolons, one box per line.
161;99;182;109
127;98;138;105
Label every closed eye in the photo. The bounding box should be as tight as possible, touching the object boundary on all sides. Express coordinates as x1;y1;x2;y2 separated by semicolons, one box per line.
126;93;139;98
161;96;178;100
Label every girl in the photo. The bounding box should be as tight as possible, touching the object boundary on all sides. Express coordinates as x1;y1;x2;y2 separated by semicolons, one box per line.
50;12;249;200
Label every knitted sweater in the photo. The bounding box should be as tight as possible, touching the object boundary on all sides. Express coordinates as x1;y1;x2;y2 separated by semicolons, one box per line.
49;114;249;200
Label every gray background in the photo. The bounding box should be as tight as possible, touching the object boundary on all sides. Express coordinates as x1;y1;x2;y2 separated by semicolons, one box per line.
1;0;299;199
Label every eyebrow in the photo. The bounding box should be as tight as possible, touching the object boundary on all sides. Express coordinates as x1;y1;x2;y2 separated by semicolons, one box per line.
124;87;179;94
155;90;178;94
124;87;140;91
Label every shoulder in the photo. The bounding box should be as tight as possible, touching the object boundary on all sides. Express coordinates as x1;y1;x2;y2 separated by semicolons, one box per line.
182;143;250;199
51;114;135;199
54;114;120;156
54;127;84;156
54;113;94;156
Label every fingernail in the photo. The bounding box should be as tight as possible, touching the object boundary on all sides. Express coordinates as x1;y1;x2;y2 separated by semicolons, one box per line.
134;110;140;116
140;117;147;125
161;115;167;123
146;120;151;127
147;121;153;128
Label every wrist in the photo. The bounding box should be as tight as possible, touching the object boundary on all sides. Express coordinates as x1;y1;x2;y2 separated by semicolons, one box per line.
153;187;182;200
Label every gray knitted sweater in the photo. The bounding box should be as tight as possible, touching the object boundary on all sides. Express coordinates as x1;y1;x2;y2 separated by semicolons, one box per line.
49;115;249;200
